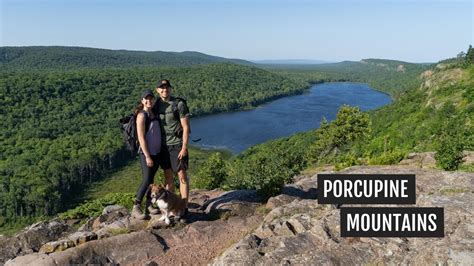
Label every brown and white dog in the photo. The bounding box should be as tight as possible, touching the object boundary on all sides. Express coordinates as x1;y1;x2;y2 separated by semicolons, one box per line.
149;184;185;225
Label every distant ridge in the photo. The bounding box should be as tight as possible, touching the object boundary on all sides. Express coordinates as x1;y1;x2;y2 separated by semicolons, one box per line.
0;46;253;70
252;59;331;65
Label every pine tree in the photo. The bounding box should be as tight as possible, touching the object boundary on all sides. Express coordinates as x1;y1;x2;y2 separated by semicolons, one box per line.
465;45;474;66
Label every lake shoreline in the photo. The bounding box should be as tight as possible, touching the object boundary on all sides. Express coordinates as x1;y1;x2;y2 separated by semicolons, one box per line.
189;80;393;120
191;82;392;154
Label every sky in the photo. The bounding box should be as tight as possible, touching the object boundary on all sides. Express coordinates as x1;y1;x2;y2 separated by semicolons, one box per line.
1;0;472;62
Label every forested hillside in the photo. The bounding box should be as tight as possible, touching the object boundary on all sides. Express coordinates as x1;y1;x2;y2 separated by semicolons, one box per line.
366;65;473;155
266;59;432;96
0;46;252;70
0;61;308;225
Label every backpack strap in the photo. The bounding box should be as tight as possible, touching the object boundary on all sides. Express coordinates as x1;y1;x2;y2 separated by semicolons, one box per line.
172;97;188;121
136;111;153;154
171;97;191;138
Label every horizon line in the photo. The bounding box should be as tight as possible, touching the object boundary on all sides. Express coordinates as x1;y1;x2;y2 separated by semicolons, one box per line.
1;44;452;64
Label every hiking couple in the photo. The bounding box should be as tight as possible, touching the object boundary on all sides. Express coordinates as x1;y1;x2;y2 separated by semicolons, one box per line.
132;79;190;221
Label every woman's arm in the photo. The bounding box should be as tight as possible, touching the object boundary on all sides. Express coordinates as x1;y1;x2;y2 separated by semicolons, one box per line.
137;112;153;167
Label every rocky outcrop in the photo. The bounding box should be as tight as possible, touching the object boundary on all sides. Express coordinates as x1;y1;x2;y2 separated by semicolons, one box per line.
0;220;71;264
4;165;474;265
5;189;264;265
213;166;474;265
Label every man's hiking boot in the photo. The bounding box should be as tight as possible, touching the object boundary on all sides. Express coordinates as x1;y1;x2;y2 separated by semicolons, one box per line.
179;208;189;224
131;204;147;220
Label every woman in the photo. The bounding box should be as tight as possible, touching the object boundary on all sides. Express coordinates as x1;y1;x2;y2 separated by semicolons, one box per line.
131;90;162;220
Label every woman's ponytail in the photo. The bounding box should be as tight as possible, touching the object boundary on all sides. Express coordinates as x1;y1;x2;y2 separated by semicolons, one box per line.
133;102;144;116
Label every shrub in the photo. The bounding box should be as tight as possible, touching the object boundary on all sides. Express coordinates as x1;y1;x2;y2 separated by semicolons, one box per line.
194;152;228;189
334;152;360;170
225;146;305;199
368;149;405;165
59;192;134;220
435;135;465;171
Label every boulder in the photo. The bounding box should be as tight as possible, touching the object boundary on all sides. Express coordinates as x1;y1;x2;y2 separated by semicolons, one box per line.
188;189;224;208
50;231;165;265
77;217;95;232
92;205;129;231
399;152;436;168
202;189;263;217
67;231;97;246
77;205;134;239
39;239;75;254
102;204;128;216
6;231;166;266
0;220;70;264
266;175;317;209
4;253;56;266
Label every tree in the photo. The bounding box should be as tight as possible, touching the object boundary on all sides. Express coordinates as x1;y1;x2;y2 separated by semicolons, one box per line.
465;45;474;66
435;134;464;171
306;105;371;164
456;51;466;65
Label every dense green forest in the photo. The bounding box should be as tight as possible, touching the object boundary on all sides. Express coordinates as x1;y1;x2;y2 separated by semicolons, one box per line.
0;61;309;226
0;46;252;70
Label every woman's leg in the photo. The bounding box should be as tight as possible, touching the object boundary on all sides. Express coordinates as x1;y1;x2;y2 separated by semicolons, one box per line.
135;154;155;205
145;155;160;203
133;154;159;219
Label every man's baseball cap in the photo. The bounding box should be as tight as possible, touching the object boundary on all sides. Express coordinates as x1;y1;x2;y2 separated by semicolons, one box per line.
156;79;172;88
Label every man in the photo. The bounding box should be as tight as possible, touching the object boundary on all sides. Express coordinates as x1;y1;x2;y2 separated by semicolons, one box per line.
153;79;190;220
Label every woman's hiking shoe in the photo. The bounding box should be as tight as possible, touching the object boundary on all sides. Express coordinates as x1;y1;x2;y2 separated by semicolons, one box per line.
131;204;147;220
145;200;160;215
147;205;160;215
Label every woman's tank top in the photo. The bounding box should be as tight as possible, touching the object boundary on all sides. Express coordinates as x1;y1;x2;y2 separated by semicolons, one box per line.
146;118;161;155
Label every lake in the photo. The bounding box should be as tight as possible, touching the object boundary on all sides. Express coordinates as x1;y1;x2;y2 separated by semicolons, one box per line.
190;82;392;153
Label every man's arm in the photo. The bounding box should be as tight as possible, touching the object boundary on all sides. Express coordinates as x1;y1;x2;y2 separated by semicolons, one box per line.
178;116;190;159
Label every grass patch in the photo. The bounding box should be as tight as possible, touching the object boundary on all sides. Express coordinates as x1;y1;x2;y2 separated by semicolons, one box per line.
108;228;130;236
0;216;51;237
59;193;135;220
439;188;471;195
300;165;326;176
256;205;271;215
459;163;474;172
71;145;232;204
2;145;231;237
218;211;234;221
